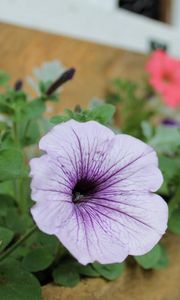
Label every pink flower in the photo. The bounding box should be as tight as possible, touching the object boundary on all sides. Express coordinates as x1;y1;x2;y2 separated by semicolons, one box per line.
146;50;180;107
30;120;168;265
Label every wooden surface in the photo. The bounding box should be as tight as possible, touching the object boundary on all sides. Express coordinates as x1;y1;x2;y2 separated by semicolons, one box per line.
0;22;147;114
43;234;180;300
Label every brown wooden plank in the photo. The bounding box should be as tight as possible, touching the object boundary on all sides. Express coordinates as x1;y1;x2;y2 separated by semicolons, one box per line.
0;22;147;114
42;234;180;300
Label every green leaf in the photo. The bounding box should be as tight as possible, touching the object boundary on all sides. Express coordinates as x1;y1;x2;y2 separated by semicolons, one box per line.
22;247;54;272
141;121;153;140
92;262;125;280
0;182;14;200
158;181;169;195
10;246;30;260
159;155;180;182
50;115;69;125
4;208;32;234
77;264;99;277
36;232;59;254
88;104;115;124
38;117;53;133
53;260;80;287
24;99;45;120
0;260;41;300
21;120;41;146
51;104;116;125
153;246;169;269
0;227;14;253
168;208;180;234
0;149;23;182
168;186;180;216
158;155;180;195
0;71;10;86
0;194;15;217
149;126;180;154
134;244;162;269
112;78;137;92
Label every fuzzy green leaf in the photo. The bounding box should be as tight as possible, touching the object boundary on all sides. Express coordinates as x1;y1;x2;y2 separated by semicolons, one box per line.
21;120;41;146
0;260;41;300
37;232;59;253
0;194;15;217
88;104;115;124
50;104;115;126
50;115;69;125
153;246;169;269
0;149;23;182
0;227;14;253
159;155;180;182
168;208;180;234
0;182;14;199
22;247;54;272
4;208;32;234
141;121;153;140
92;262;125;280
53;260;80;287
24;99;45;120
77;264;99;277
134;244;161;269
149;126;180;154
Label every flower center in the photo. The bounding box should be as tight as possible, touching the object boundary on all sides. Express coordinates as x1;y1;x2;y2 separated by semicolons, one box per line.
162;73;172;83
72;178;97;203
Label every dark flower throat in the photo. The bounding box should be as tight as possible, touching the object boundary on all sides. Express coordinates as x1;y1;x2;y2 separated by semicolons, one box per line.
72;178;97;203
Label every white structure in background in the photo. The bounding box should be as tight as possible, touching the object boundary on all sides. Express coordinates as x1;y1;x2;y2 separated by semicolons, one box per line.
86;0;118;10
0;0;180;57
172;0;180;29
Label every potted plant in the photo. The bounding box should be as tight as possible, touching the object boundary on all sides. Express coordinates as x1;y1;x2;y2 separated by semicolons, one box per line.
0;51;179;300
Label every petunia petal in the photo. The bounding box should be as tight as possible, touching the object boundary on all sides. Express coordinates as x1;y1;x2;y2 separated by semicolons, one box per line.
88;191;168;255
30;155;73;202
31;199;73;235
31;197;128;264
95;134;163;193
52;203;129;265
39;120;114;157
39;120;115;180
117;193;168;255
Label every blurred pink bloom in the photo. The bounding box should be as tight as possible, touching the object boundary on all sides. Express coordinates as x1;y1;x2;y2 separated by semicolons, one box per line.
146;50;180;107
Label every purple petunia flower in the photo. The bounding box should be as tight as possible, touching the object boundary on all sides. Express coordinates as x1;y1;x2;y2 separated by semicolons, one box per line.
30;120;168;265
162;118;180;127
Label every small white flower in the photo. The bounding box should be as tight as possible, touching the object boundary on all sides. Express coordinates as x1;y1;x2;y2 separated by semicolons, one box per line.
27;60;65;95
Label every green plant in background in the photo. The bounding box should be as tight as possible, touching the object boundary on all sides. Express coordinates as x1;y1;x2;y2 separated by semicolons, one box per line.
106;77;180;239
106;78;156;138
0;61;179;300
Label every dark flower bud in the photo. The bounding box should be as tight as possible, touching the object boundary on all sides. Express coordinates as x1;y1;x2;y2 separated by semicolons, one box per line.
46;68;76;96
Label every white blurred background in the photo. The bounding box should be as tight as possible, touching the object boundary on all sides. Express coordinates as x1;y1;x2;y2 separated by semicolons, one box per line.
0;0;180;56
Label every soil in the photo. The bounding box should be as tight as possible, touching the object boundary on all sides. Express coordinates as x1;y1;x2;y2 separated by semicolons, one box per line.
42;233;180;300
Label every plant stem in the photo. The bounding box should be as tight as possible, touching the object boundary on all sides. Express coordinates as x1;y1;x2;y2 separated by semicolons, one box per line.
0;225;37;263
12;120;28;215
19;177;27;214
13;121;19;148
12;121;21;207
23;120;31;141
